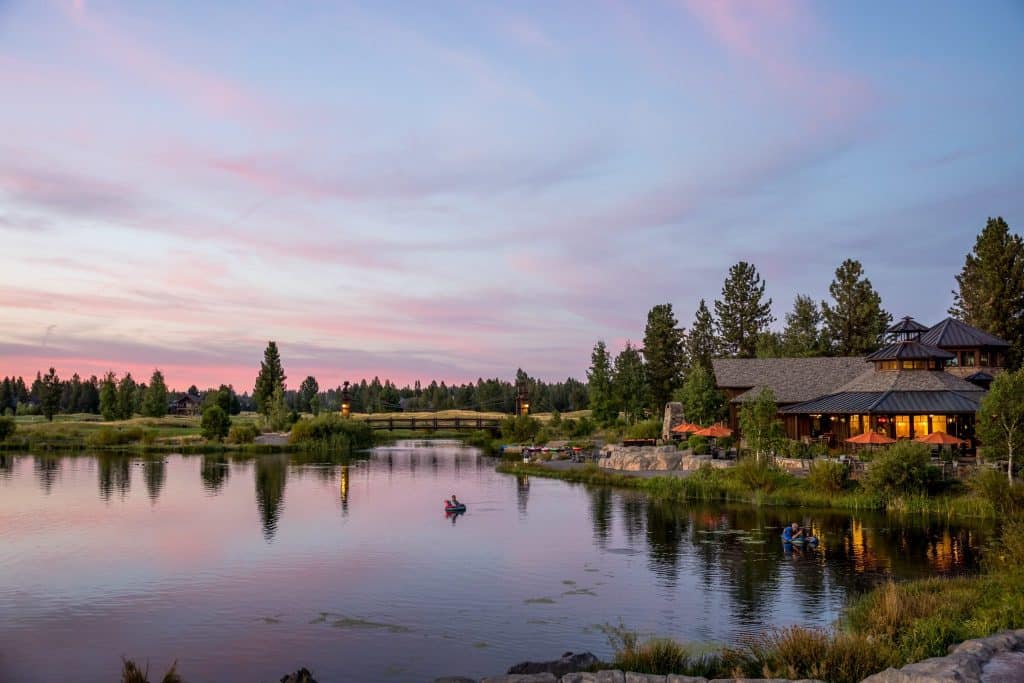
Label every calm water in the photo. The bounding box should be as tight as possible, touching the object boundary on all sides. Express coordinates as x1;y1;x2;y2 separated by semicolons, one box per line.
0;443;991;682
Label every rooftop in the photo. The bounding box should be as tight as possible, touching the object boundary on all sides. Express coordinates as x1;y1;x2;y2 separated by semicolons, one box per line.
921;317;1010;349
712;356;866;404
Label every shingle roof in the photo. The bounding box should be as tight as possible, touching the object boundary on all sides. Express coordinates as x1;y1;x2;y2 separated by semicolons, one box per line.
836;368;981;393
781;389;983;415
712;357;867;404
865;341;954;361
920;317;1010;349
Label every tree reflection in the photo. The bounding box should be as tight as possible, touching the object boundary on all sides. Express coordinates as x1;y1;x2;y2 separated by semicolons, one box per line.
588;487;613;549
255;455;288;541
34;455;60;494
0;454;14;479
645;498;684;586
97;454;131;501
620;493;645;544
142;456;166;503
201;455;230;494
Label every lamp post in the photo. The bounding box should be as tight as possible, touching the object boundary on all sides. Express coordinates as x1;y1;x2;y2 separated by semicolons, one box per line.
516;383;529;416
341;381;351;418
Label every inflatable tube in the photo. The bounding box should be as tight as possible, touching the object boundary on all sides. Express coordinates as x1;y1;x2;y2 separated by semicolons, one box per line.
445;504;467;513
782;535;817;545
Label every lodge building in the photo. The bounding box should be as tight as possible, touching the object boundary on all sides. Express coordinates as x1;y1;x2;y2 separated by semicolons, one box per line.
711;317;1009;448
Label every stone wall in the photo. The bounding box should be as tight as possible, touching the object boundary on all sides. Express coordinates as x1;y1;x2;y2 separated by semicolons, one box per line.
861;628;1024;682
598;445;731;472
445;673;823;683
662;402;684;441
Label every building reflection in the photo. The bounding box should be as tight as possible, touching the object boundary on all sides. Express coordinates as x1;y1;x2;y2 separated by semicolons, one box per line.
97;453;131;501
142;456;166;503
255;455;288;541
516;473;529;515
200;455;230;494
339;465;349;516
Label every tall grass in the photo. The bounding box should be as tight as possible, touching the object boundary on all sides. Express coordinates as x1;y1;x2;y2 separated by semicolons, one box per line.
121;659;181;683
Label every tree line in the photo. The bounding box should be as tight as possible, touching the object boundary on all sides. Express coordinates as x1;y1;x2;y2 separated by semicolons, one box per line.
586;216;1024;425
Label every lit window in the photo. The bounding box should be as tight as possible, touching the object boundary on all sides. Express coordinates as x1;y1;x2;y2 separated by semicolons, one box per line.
930;415;947;434
964;353;976;367
946;356;959;367
980;352;990;366
913;415;928;436
895;415;910;438
902;360;914;370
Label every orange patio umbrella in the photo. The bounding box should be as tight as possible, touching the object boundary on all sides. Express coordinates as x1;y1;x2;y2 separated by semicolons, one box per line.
671;421;703;434
914;432;967;446
845;432;896;445
695;424;733;438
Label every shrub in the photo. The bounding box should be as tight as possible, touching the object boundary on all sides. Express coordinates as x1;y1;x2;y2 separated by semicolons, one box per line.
571;416;595;438
861;441;937;495
970;467;1024;515
289;414;374;450
730;455;786;493
121;658;181;683
0;416;15;441
86;426;151;446
201;405;231;441
227;422;260;444
688;434;709;454
808;459;850;493
626;418;663;440
501;414;541;443
724;627;892;683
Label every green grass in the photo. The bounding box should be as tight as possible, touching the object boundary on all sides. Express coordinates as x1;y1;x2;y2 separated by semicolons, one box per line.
498;461;1008;519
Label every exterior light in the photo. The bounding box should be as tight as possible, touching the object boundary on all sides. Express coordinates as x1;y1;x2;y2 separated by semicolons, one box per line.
341;380;351;418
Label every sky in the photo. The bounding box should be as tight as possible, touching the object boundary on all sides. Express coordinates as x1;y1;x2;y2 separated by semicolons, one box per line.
1;0;1022;392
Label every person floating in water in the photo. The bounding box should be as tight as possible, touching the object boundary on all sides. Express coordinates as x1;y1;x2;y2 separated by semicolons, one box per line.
450;494;460;506
781;522;804;542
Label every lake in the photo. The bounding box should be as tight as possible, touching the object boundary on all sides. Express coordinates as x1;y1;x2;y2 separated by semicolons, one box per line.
0;442;991;682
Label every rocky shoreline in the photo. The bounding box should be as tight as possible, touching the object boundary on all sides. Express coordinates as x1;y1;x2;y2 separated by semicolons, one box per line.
429;629;1024;683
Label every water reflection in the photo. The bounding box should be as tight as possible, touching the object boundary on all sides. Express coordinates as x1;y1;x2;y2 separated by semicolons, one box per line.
515;473;529;515
34;455;60;494
339;465;349;515
0;453;14;479
97;454;131;502
142;456;166;503
587;487;612;549
255;455;288;541
201;455;230;494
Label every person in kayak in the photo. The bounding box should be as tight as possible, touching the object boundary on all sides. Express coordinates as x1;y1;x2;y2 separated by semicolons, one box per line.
781;522;804;542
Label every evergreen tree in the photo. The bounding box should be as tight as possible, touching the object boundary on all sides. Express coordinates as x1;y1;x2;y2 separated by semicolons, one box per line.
821;259;892;355
754;331;785;358
297;376;319;413
686;299;719;371
674;364;725;426
81;376;101;414
587;341;616;425
715;261;774;358
116;373;137;420
613;343;646;424
142;369;169;418
781;294;825;357
642;303;685;412
99;372;118;421
950;217;1024;368
1;378;13;414
39;367;61;421
254;341;287;417
266;385;290;431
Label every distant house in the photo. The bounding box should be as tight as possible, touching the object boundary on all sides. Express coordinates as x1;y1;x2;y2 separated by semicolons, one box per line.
169;393;203;416
712;317;1010;448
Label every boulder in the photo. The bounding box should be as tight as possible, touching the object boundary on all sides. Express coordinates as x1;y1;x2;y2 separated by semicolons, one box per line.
481;675;557;683
561;671;626;683
507;651;600;677
280;669;318;683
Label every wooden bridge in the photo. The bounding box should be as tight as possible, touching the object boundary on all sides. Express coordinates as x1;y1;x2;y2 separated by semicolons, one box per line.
360;416;503;433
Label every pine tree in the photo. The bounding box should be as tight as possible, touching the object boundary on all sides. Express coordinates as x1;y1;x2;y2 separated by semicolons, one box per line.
821;259;892;355
642;303;684;413
99;372;118;421
254;341;287;417
297;376;319;413
715;261;774;358
674;364;725;426
613;343;646;424
686;299;719;371
117;373;137;420
781;294;825;357
587;341;616;425
142;369;169;418
39;367;61;421
950;217;1024;368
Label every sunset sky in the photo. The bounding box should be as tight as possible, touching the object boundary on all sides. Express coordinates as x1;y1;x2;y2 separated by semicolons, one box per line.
1;1;1022;391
